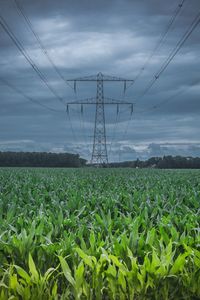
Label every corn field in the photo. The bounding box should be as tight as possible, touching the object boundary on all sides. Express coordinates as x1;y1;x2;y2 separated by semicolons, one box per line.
0;168;200;299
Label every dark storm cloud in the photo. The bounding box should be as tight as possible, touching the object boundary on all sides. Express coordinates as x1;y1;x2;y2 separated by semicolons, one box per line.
0;0;200;161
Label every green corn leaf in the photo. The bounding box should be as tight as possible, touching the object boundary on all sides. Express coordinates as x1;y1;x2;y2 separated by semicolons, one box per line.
52;282;58;297
151;248;160;269
23;286;31;299
164;239;173;268
0;282;8;289
28;253;39;281
10;274;18;290
127;247;138;272
146;228;156;246
194;248;200;259
89;231;96;250
75;247;95;269
58;256;75;287
16;282;25;297
43;267;56;282
75;261;84;284
106;263;117;278
118;271;126;292
159;226;170;245
194;256;200;268
109;255;121;267
144;253;151;272
74;261;85;298
170;253;188;274
14;266;31;284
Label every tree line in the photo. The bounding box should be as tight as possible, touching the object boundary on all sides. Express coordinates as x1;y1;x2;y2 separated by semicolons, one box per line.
0;152;86;167
0;152;200;168
108;156;200;169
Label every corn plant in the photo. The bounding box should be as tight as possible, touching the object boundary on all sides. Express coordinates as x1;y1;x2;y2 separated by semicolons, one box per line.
0;168;199;299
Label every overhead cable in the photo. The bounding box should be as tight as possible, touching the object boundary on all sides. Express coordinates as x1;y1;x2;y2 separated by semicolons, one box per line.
13;0;74;91
137;10;200;101
0;14;66;106
129;0;186;88
136;79;200;114
0;77;62;113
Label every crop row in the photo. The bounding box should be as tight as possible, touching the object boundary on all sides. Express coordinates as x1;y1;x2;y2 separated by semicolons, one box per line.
0;168;199;299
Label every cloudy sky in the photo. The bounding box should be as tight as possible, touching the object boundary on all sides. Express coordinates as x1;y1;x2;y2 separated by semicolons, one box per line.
0;0;200;162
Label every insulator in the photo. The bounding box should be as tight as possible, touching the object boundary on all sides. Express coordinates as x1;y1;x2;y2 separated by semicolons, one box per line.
66;104;69;114
124;81;126;93
81;104;83;114
131;104;134;115
74;81;77;93
117;104;119;114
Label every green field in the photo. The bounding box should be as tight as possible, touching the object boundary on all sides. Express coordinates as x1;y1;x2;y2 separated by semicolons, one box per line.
0;168;199;299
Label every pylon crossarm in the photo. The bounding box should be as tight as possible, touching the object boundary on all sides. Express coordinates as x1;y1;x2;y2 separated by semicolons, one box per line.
100;73;134;82
66;73;134;82
67;97;96;105
104;97;134;105
66;97;134;105
66;74;98;82
66;73;134;93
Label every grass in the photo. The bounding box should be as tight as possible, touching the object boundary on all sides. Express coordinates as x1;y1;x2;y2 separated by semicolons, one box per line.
0;168;199;299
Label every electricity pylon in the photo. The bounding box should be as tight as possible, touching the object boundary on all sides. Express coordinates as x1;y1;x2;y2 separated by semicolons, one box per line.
66;72;134;165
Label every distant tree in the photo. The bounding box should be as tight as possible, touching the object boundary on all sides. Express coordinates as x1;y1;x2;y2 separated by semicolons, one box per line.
107;155;200;169
0;152;87;168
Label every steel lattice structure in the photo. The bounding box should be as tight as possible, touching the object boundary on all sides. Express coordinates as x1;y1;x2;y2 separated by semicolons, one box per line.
66;72;134;165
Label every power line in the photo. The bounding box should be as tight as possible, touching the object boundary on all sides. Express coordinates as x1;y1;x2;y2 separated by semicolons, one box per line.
108;108;120;158
136;79;200;114
114;108;134;163
108;105;132;159
65;109;79;144
156;13;200;78
0;77;63;113
127;0;186;90
0;14;66;106
73;87;88;145
136;89;185;114
79;106;88;146
137;10;200;101
108;84;128;157
121;111;133;148
13;0;74;91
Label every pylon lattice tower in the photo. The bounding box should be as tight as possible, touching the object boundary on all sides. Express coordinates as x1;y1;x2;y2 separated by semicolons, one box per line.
92;72;107;164
66;72;134;165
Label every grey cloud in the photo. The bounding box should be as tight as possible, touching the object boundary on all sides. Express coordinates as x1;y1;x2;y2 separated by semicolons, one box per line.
0;0;200;161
